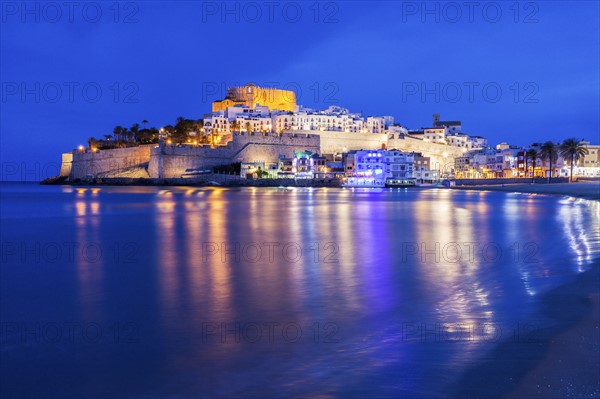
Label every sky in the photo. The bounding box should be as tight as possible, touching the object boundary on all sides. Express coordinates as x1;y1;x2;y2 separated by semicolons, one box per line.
1;0;599;180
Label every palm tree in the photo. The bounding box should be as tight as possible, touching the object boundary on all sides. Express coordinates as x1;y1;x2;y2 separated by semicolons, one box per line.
121;128;129;144
130;124;140;143
523;149;528;179
526;149;538;181
113;126;128;142
230;120;240;133
540;141;558;183
559;138;588;182
142;120;148;129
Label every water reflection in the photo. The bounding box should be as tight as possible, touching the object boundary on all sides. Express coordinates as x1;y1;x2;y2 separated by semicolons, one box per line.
155;190;179;322
413;191;494;355
52;185;600;397
556;198;599;271
73;188;104;321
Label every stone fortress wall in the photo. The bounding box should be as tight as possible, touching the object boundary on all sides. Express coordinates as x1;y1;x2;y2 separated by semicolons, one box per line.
296;130;464;167
294;130;389;155
62;130;462;180
59;153;73;177
62;133;320;180
387;134;465;167
65;145;152;179
149;132;320;178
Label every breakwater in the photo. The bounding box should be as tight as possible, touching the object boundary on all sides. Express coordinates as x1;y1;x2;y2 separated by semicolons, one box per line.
57;175;343;188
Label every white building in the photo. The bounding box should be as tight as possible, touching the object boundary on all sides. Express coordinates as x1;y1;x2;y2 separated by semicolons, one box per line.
469;136;488;149
344;149;415;182
446;133;472;150
578;143;600;176
271;106;373;133
423;128;447;144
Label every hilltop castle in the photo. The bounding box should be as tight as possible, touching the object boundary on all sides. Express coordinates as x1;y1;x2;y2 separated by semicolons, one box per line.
60;84;492;182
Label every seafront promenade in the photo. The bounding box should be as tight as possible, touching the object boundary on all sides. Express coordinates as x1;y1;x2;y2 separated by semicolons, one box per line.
451;181;600;201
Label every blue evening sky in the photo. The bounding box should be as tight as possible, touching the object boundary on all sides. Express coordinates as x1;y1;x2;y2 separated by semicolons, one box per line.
1;1;599;178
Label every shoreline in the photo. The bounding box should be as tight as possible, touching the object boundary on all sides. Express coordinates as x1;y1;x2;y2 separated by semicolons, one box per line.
451;260;600;398
40;179;600;201
450;181;600;201
39;176;344;188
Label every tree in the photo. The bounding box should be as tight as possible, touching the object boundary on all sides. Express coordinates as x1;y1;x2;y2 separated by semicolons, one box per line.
88;137;97;150
173;117;194;144
559;138;588;182
120;129;128;144
540;141;558;183
523;149;528;178
198;133;210;144
245;122;252;134
113;126;125;142
526;149;538;181
130;123;140;142
192;119;204;138
162;125;175;142
147;127;159;144
230;119;240;133
251;166;270;179
142;120;148;129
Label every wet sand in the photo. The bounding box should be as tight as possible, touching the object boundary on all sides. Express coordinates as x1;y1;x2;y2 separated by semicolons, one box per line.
452;182;600;201
451;262;600;398
507;292;600;398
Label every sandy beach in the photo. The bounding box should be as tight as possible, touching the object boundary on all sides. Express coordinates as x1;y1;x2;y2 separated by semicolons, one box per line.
450;181;599;397
452;181;600;201
450;262;600;398
508;292;600;398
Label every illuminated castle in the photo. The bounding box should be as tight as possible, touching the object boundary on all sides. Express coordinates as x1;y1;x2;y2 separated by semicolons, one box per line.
212;83;297;112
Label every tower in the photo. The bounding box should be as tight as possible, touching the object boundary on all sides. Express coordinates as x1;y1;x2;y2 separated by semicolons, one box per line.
433;113;440;127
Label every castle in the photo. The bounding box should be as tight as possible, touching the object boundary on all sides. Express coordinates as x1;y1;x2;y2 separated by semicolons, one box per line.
60;84;480;181
212;84;296;113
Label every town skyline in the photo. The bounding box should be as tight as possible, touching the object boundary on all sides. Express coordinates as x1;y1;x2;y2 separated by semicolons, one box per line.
49;82;597;187
1;1;599;178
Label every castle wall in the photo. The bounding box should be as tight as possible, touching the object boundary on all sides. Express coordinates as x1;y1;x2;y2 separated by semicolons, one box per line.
149;132;320;178
387;135;464;167
149;145;235;178
65;130;462;180
293;130;388;154
69;145;152;179
59;153;73;177
293;130;464;167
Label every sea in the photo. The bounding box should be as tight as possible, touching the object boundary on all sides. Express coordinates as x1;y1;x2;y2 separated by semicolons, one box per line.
1;182;598;398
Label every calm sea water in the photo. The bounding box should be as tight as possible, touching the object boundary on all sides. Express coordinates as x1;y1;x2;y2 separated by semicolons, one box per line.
1;183;599;398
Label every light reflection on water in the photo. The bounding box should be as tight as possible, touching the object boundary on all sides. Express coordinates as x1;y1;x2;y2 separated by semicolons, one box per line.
1;184;599;398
